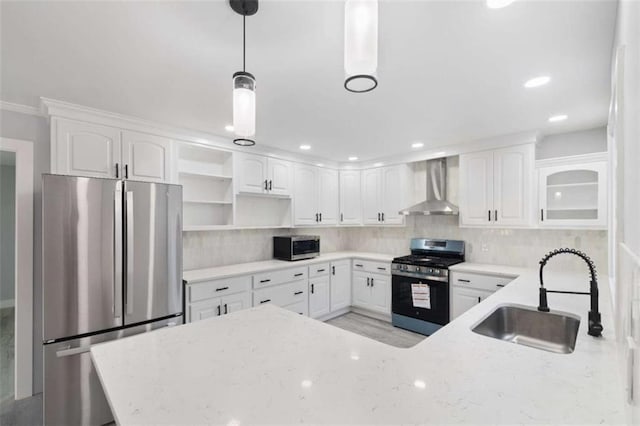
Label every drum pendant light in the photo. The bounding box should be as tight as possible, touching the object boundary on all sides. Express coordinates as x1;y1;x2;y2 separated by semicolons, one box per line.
230;0;258;146
344;0;378;93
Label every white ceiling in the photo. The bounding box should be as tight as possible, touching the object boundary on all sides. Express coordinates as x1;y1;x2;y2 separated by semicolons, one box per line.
0;0;617;162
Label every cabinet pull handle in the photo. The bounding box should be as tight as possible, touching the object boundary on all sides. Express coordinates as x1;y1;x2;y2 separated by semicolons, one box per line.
115;163;119;178
496;284;505;288
377;267;386;271
477;297;481;303
124;164;129;179
217;305;221;316
260;299;271;304
378;212;381;222
381;212;385;222
317;269;325;273
294;272;304;277
458;279;470;283
319;213;322;222
366;277;370;286
215;286;229;292
355;263;363;267
264;179;268;190
224;303;228;314
371;278;374;287
311;284;315;294
294;291;304;295
269;180;272;190
541;209;544;222
494;210;498;222
332;266;335;275
340;213;343;222
488;210;491;221
260;279;271;283
315;213;319;222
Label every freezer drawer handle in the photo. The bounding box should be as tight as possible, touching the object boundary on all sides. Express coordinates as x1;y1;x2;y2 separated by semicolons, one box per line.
56;346;91;358
215;286;229;292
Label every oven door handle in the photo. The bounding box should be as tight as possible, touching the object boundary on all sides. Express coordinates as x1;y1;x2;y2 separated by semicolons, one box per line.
392;271;449;282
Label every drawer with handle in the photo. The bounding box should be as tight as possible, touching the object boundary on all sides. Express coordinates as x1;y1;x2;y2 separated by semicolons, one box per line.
451;271;513;293
253;280;308;307
253;267;308;289
282;300;309;317
309;262;330;278
352;259;391;275
188;275;252;303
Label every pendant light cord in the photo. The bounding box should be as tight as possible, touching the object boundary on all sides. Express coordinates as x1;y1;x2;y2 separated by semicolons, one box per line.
243;14;246;72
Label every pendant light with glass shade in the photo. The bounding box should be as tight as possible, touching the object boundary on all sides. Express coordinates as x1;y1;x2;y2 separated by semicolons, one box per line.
230;0;258;146
344;0;378;93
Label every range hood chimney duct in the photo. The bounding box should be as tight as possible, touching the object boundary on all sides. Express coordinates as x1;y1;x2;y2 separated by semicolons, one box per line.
399;158;459;216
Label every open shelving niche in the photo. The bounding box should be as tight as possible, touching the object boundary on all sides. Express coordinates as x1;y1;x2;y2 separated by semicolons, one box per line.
177;143;234;230
178;143;293;231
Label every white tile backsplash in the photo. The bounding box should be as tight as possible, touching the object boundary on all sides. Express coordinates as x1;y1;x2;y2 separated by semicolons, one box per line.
184;218;607;276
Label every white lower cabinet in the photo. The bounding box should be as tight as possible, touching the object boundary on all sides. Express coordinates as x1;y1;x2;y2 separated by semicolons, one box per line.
351;270;390;314
187;292;251;322
330;260;351;311
185;275;252;323
222;292;252;315
450;287;492;319
309;275;331;318
450;271;515;319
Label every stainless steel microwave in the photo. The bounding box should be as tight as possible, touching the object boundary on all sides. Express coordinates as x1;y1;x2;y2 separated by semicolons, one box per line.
273;235;320;261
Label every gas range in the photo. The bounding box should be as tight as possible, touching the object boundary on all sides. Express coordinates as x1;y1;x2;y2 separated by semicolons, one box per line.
391;238;465;336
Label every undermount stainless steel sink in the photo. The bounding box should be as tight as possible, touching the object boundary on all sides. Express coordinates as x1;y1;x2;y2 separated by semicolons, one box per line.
471;304;581;354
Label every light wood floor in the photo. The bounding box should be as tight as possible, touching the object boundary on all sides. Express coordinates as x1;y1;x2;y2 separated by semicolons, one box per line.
326;312;427;348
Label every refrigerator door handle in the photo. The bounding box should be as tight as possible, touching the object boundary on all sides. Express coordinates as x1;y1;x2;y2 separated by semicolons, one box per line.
113;183;123;320
125;191;134;315
56;345;92;358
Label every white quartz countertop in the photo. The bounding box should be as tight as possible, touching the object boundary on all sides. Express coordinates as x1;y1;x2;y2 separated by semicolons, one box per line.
92;264;625;425
449;262;529;277
183;251;395;283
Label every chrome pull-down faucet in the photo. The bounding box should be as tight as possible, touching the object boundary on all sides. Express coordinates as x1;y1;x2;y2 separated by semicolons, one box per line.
537;248;603;337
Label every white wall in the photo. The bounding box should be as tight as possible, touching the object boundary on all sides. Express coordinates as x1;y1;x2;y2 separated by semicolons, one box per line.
537;127;607;160
0;163;16;306
0;109;49;394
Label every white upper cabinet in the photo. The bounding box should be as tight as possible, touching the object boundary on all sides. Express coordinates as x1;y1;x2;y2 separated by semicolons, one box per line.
268;158;293;196
53;118;121;179
538;159;607;229
293;164;319;225
293;164;339;226
362;164;410;225
52;119;173;183
339;170;362;225
121;131;172;183
235;153;292;196
459;144;533;227
318;168;339;225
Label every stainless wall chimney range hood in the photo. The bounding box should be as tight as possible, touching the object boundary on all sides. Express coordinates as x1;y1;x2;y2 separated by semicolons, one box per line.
400;158;459;216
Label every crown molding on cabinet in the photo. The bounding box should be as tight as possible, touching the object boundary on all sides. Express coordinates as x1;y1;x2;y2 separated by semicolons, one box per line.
0;100;46;117
40;97;341;169
535;152;608;168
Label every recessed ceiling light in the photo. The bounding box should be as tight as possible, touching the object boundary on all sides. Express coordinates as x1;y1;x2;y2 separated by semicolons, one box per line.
316;163;324;167
524;75;551;88
348;156;359;161
299;144;311;150
373;162;384;167
224;124;234;132
548;114;568;123
411;142;424;149
414;380;426;389
301;380;313;388
486;0;516;9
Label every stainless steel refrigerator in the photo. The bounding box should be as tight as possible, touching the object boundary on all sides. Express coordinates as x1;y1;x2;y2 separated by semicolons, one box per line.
42;174;183;426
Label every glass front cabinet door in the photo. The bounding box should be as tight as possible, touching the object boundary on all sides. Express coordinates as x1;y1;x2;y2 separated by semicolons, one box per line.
538;161;607;228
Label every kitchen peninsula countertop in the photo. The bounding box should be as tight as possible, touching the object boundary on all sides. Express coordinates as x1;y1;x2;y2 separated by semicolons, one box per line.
92;263;625;425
